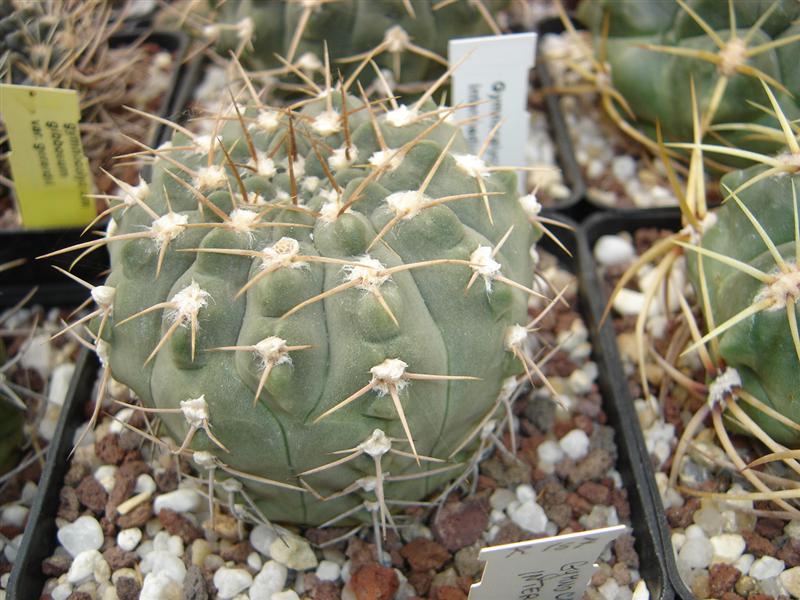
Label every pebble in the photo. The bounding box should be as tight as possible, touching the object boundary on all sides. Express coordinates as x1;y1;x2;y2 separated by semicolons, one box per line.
594;235;635;267
58;516;104;557
631;580;649;600
508;500;548;533
537;440;564;466
779;566;800;598
51;583;72;600
1;505;28;528
678;537;713;569
249;560;287;600
247;552;262;571
734;553;754;575
153;489;200;514
612;288;646;316
490;489;515;511
269;534;318;570
140;571;182;600
559;429;590;460
750;556;785;580
48;363;76;407
94;466;117;493
250;524;278;557
611;156;636;182
140;549;186;583
710;533;745;564
116;528;142;552
213;567;253;599
67;549;103;584
316;560;341;581
515;484;535;504
271;592;300;600
786;520;800;540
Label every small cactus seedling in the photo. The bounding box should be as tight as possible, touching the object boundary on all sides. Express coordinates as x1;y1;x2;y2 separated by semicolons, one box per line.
558;0;800;166
605;85;800;517
48;64;560;526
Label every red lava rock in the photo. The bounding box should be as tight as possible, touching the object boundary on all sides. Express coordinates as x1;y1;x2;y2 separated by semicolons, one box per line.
115;576;141;600
67;592;92;600
709;563;741;598
609;489;631;520
99;516;116;538
576;481;610;505
155;468;178;493
566;492;592;517
346;538;379;569
567;449;613;486
76;475;108;514
42;555;71;576
309;577;342;600
408;570;434;595
105;470;136;520
115;501;152;528
305;527;351;546
400;538;451;572
95;434;126;465
573;414;594;436
159;508;203;544
64;462;89;486
435;585;468;600
778;539;800;567
103;547;138;570
612;561;631;586
666;497;700;529
184;565;209;600
742;530;776;558
220;541;253;563
553;419;575;439
117;459;150;480
432;498;489;552
57;487;80;521
719;593;744;600
350;563;399;600
755;518;785;539
614;535;639;569
476;475;496;492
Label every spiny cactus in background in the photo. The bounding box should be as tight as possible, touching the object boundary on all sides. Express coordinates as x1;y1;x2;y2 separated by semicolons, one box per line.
571;0;800;166
178;0;507;96
47;67;557;526
0;0;175;206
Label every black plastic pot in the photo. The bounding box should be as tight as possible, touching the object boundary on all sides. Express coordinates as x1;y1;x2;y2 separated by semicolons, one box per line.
0;30;188;308
8;215;672;599
580;208;693;600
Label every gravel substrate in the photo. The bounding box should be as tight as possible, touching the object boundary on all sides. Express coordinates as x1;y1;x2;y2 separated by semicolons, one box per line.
0;302;83;591
594;230;800;600
35;250;647;600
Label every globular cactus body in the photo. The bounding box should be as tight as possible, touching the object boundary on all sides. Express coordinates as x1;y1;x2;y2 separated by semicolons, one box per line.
576;0;800;163
92;91;539;524
688;165;800;446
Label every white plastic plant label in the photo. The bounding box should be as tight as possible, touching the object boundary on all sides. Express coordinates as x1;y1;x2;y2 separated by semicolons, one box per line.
448;32;536;183
468;524;629;600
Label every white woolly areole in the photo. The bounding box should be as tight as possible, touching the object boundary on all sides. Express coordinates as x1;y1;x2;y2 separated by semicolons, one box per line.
193;135;215;154
150;212;188;246
386;105;417;128
195;165;227;191
312;110;341;136
519;193;542;217
319;201;343;223
499;376;519;400
122;180;149;205
357;476;378;492
385;190;429;220
370;358;409;395
481;419;497;440
719;39;747;76
255;110;280;134
344;256;390;290
229;208;260;233
283;156;306;179
358;429;391;458
202;24;220;40
193;451;216;468
454;154;488;178
369;149;403;172
708;367;742;407
297;52;322;72
169;281;211;324
302;176;320;193
680;212;717;244
384;25;410;52
95;339;110;366
261;237;304;271
222;478;243;493
237;17;254;40
106;218;118;237
504;324;528;350
470;245;502;285
754;263;800;311
180;396;209;426
250;152;276;178
91;285;115;309
254;336;292;367
777;151;800;172
329;147;355;172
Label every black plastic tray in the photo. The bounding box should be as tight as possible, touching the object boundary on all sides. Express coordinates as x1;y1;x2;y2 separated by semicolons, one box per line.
8;215;672;599
0;29;189;308
580;208;693;600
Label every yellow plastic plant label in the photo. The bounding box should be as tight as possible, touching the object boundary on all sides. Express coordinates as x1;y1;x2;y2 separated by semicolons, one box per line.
0;84;94;229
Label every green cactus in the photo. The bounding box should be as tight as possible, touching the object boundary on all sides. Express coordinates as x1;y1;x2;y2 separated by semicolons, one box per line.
210;0;507;93
56;86;543;525
575;0;800;165
685;164;800;446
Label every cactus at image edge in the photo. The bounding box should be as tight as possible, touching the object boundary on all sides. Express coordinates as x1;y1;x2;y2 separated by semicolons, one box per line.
686;165;800;446
213;0;507;88
576;0;800;163
80;90;540;525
